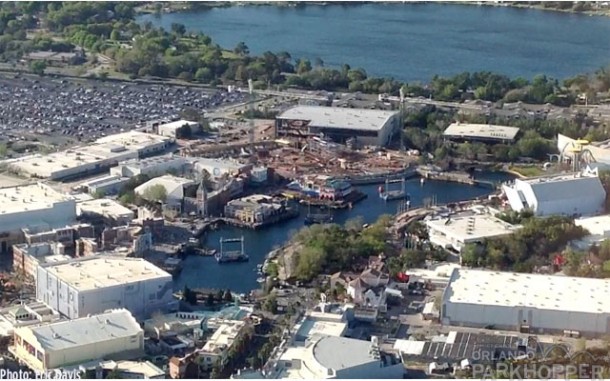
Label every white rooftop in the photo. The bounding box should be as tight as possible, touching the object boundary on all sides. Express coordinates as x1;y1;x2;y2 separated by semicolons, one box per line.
10;132;169;179
202;320;246;354
0;183;74;217
99;360;165;379
120;154;186;170
190;157;248;171
279;336;384;378
426;213;521;242
575;214;610;237
135;175;195;198
446;269;610;313
278;106;398;131
41;256;171;291
158;119;199;130
294;316;347;339
77;198;134;220
513;172;605;203
23;309;141;352
444;123;520;140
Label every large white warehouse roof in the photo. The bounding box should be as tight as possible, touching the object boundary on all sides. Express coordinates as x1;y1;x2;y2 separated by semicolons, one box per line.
0;183;72;216
277;106;398;131
446;269;610;314
518;172;605;202
426;214;520;242
21;309;140;352
443;123;520;141
41;256;170;292
9;131;171;180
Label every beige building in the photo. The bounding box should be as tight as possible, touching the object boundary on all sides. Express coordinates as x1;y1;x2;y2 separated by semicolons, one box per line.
12;241;70;279
198;320;248;371
0;302;61;338
36;256;175;320
77;198;135;226
0;183;77;254
10;309;144;372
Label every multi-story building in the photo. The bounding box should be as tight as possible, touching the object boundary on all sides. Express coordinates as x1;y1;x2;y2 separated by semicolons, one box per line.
198;320;248;371
276;106;400;147
110;155;188;178
0;183;77;253
502;170;606;217
36;256;175;320
442;268;610;337
8;131;172;181
286;175;353;201
0;301;61;338
425;212;521;253
77;198;135;226
157;120;200;138
10;309;144;372
135;175;197;205
224;195;287;224
12;242;70;279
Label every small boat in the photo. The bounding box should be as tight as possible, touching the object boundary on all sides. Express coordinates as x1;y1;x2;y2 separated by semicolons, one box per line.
257;277;266;283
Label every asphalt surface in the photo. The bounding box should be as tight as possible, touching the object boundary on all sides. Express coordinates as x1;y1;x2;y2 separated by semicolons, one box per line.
0;74;248;146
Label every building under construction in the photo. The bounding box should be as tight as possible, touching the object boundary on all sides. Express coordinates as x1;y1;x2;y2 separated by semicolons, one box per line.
275;106;400;147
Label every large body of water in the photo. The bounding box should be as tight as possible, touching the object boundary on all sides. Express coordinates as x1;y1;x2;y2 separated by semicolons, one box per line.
139;3;610;82
174;171;514;293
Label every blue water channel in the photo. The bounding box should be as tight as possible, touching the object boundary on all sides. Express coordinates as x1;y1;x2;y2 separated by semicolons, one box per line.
174;171;515;292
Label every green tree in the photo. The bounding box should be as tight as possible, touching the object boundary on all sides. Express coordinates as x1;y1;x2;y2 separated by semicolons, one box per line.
141;184;167;203
170;22;186;36
233;41;249;56
29;60;46;75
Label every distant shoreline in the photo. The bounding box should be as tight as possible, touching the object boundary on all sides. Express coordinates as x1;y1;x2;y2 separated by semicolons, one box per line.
136;1;610;18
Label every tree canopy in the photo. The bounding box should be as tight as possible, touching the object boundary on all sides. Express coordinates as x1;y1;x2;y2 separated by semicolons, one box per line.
290;215;393;281
461;215;587;272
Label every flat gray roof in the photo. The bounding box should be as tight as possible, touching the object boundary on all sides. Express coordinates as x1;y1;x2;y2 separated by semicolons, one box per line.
444;123;520;140
26;309;141;352
446;269;610;313
278;106;398;132
313;336;377;371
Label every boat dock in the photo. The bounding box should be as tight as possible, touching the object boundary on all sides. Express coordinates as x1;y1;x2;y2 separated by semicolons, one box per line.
340;167;418;185
222;208;299;230
297;189;367;209
215;236;249;263
379;178;409;201
416;167;496;189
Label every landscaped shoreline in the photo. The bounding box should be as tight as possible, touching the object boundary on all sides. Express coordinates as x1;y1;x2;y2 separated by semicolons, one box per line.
136;1;610;18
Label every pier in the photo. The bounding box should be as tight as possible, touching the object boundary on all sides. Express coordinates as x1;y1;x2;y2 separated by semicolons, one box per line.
304;203;333;225
216;236;249;263
221;208;300;230
416;167;497;189
297;189;368;209
379;178;409;201
339;167;418;185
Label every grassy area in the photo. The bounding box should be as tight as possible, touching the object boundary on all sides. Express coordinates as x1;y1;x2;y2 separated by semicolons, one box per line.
508;165;545;178
221;50;240;60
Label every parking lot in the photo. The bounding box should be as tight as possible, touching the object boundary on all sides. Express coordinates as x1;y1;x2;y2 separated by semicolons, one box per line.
0;74;247;149
397;330;524;363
